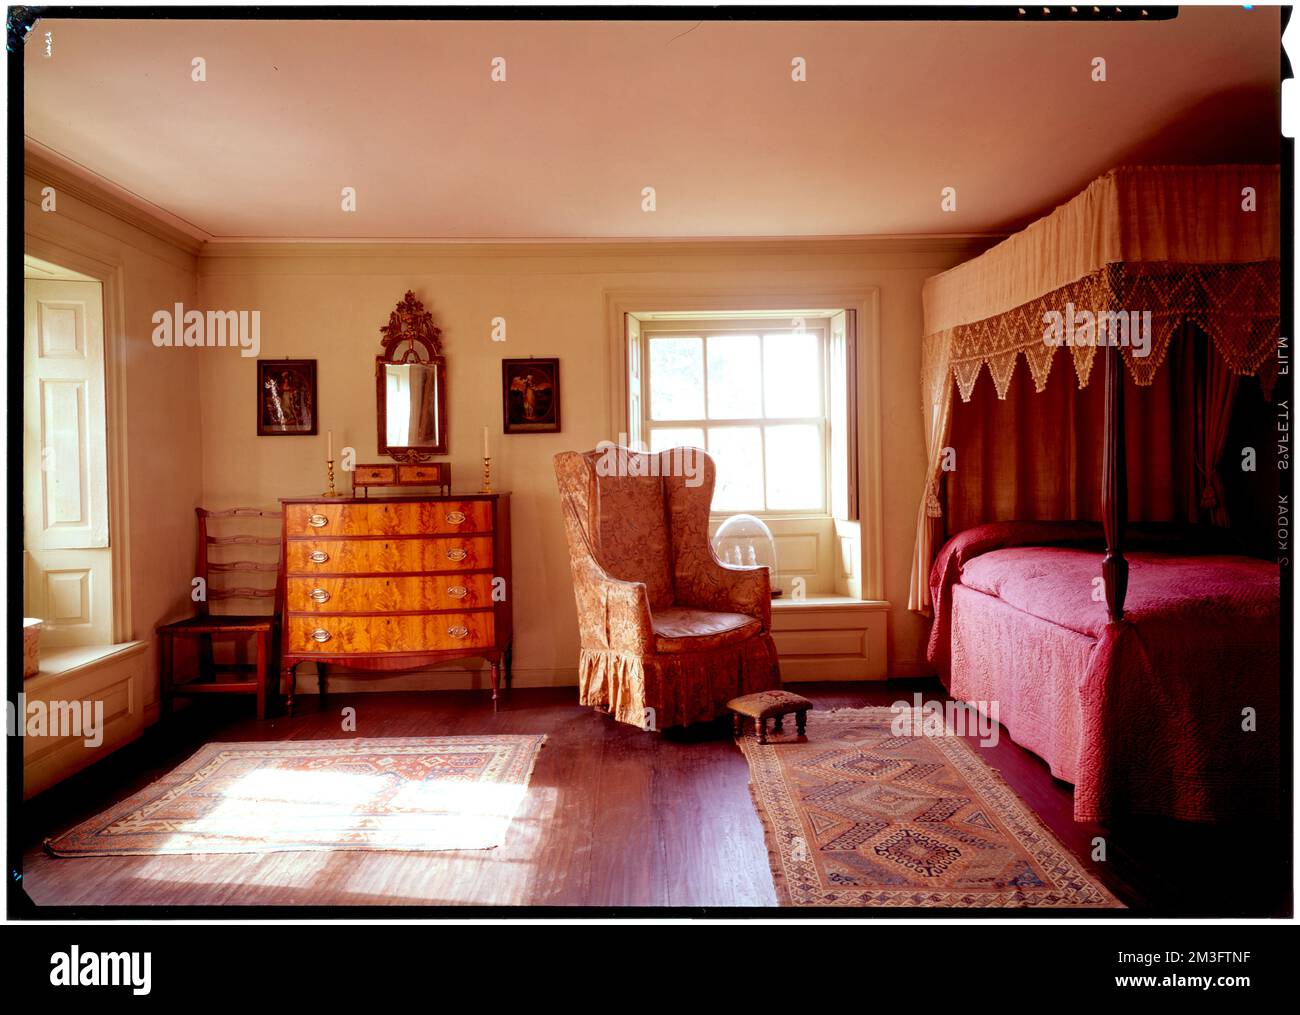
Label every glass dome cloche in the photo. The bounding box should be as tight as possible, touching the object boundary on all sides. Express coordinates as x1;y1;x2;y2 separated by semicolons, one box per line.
712;514;780;598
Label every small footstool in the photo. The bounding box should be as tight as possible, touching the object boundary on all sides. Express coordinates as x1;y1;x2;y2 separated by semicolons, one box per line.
727;690;813;744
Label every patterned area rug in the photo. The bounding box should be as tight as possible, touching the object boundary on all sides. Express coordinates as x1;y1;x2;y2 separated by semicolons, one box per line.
739;708;1121;908
45;735;545;856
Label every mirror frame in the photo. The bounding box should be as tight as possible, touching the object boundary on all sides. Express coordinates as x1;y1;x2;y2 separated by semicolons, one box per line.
375;291;448;460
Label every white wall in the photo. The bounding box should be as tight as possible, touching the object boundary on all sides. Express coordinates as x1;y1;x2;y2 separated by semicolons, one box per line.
23;149;985;697
197;240;983;684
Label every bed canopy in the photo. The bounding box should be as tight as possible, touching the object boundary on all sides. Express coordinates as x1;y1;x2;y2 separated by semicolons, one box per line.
909;164;1282;615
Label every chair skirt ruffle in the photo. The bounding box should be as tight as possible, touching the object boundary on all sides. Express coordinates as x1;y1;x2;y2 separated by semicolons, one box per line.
578;634;781;730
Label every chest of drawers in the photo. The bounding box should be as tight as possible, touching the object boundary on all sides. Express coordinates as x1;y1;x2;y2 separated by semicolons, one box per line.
278;493;512;711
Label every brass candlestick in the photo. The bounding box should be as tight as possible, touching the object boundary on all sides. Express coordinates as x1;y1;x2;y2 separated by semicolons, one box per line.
479;456;494;494
323;458;341;497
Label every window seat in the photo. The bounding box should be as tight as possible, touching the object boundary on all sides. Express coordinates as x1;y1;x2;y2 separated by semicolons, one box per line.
31;640;146;680
21;640;148;799
771;596;888;680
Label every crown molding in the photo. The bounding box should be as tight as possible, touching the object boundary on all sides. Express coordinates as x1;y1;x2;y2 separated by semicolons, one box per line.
23;142;209;255
198;234;1004;263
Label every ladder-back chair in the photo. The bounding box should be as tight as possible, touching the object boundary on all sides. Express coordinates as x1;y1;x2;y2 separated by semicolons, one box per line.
157;507;282;719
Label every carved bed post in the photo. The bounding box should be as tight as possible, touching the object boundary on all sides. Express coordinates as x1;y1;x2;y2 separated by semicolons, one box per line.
1101;342;1128;622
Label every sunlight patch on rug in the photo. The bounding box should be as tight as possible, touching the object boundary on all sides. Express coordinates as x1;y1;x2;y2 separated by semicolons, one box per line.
45;736;545;857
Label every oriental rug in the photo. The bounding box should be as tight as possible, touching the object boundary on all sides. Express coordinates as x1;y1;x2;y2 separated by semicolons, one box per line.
45;735;545;856
738;708;1121;908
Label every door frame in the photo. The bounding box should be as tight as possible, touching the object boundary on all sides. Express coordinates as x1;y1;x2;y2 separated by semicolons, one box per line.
23;236;133;643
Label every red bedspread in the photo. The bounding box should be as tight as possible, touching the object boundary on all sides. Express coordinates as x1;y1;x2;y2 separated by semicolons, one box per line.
928;522;1281;823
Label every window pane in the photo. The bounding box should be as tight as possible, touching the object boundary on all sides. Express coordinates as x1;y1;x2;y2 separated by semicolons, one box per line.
764;424;822;510
707;427;765;512
706;334;762;419
649;337;704;420
648;427;705;454
763;332;821;418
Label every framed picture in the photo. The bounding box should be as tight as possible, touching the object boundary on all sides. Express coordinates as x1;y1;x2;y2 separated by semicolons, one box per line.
502;358;560;434
257;359;318;436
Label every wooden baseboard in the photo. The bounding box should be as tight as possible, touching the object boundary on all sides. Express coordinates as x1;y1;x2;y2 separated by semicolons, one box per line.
290;665;579;693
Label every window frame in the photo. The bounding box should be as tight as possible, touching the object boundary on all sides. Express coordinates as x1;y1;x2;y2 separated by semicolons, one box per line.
637;318;833;518
606;287;885;604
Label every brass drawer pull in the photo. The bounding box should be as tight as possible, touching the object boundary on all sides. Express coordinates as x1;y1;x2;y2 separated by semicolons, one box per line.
447;585;469;599
310;588;330;603
445;547;468;562
445;510;466;524
309;550;330;564
311;628;332;643
307;513;329;528
448;625;469;639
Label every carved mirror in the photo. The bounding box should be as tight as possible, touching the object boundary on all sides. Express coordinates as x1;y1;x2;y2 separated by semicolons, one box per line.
376;291;447;460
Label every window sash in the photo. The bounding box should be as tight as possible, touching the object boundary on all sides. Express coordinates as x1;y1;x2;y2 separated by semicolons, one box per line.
640;321;831;515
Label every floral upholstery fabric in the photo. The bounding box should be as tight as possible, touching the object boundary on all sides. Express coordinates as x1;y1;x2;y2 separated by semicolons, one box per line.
592;468;675;610
650;607;760;654
554;447;782;729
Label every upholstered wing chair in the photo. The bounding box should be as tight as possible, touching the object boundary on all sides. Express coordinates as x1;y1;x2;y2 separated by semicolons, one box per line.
554;446;781;730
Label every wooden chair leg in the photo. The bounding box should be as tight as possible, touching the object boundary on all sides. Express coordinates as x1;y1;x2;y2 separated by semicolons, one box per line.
255;632;267;721
490;659;500;712
757;717;768;745
796;710;807;737
773;714;784;733
198;632;215;684
272;625;283;708
283;663;297;715
159;632;173;719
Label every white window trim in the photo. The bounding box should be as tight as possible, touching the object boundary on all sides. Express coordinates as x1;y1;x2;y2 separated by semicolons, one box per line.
605;287;885;602
22;235;134;644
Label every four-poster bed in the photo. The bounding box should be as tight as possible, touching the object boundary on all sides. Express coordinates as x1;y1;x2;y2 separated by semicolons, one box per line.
911;165;1282;823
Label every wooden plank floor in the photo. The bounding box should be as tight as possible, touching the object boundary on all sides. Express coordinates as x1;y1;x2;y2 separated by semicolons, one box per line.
16;682;1290;914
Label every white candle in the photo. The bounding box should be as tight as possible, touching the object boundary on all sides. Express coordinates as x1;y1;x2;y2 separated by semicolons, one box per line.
327;429;333;461
482;425;490;459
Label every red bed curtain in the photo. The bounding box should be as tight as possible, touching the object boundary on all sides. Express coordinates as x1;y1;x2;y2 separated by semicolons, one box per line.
942;326;1243;535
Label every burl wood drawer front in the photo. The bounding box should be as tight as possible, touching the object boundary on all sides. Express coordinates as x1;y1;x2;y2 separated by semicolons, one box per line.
287;612;494;654
397;464;448;485
285;536;493;574
352;464;398;485
286;574;492;613
284;500;492;536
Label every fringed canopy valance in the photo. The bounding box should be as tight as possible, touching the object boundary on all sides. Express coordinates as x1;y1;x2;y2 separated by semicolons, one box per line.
910;164;1282;613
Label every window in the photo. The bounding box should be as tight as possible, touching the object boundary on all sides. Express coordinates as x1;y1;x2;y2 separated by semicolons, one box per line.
617;297;873;601
632;313;854;518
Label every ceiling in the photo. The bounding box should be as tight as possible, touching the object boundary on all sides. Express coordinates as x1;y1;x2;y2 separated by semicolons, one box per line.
23;10;1282;242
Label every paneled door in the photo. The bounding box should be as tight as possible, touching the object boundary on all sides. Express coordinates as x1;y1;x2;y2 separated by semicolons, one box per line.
23;276;112;647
